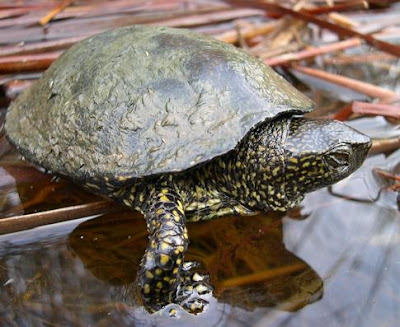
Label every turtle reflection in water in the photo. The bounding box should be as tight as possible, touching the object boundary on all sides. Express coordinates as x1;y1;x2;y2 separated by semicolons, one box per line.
69;212;323;314
5;25;371;313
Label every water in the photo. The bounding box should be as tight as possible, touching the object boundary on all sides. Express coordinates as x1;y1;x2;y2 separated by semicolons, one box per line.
0;150;399;327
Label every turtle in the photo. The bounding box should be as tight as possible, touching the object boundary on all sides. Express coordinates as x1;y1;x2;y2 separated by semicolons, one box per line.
5;25;371;313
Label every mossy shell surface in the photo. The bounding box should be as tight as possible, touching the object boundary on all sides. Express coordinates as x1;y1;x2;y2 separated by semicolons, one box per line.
6;25;314;186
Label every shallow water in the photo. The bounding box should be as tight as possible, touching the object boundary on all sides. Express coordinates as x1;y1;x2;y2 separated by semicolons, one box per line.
0;151;399;327
1;4;400;325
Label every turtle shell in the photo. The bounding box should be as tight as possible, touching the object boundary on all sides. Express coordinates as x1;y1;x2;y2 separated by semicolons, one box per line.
6;25;313;187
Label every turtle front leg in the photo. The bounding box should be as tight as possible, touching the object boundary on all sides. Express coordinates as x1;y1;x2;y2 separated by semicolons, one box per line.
137;187;211;313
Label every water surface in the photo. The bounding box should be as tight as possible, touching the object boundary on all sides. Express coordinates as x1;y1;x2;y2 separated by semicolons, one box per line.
0;152;399;327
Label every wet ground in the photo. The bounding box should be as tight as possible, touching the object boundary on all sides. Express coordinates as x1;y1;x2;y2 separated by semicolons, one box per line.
0;149;399;327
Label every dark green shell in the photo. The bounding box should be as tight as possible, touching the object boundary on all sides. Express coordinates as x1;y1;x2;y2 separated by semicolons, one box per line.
6;25;313;185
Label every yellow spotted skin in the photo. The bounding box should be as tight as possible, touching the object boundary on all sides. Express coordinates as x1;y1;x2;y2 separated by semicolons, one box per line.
82;117;370;314
136;187;211;313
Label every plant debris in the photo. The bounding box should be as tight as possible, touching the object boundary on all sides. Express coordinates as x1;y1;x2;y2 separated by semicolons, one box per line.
1;0;400;227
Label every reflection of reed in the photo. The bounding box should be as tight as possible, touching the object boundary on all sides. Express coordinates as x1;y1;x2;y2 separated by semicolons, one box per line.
221;263;307;288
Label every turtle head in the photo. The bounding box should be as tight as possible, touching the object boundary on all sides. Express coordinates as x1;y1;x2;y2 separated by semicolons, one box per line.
283;117;371;204
215;116;370;212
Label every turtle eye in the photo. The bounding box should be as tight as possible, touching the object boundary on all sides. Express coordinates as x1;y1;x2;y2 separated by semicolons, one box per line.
325;151;350;168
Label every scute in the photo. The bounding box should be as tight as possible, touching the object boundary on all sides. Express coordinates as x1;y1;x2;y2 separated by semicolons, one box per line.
5;25;314;186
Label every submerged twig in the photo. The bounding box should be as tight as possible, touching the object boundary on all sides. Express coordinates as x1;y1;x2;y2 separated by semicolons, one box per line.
265;38;362;66
0;51;62;73
353;102;400;119
150;8;264;28
323;52;397;65
0;36;87;57
39;0;74;25
215;21;276;44
291;65;400;100
0;135;12;157
329;167;400;204
2;79;34;100
334;101;400;120
0;200;117;234
370;138;400;155
328;185;383;203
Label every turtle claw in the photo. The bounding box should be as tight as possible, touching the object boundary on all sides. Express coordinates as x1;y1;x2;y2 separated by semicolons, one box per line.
175;268;212;314
138;262;212;314
182;298;209;314
182;261;201;271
